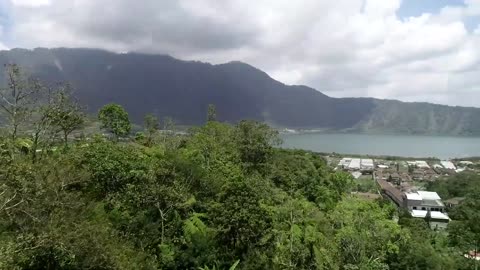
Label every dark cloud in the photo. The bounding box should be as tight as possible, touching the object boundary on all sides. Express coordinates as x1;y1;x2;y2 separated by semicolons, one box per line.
4;0;480;107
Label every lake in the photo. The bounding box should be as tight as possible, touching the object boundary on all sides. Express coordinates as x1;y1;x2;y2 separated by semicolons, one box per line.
280;133;480;159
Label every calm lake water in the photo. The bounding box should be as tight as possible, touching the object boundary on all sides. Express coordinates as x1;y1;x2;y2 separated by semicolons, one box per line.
281;133;480;159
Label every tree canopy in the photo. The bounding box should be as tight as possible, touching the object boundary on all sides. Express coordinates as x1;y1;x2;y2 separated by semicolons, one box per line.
98;103;131;139
0;65;474;269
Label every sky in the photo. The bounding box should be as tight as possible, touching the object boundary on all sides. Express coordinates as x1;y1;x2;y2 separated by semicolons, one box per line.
0;0;480;107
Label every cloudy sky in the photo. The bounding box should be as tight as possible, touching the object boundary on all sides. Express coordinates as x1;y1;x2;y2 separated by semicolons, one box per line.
0;0;480;107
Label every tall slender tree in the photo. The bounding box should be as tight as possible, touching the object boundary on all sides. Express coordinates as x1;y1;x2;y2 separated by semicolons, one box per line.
207;104;217;122
0;64;42;141
48;85;85;148
144;113;159;146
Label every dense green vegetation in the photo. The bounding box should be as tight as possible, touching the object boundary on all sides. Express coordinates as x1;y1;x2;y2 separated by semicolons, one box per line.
428;172;480;200
0;65;478;269
427;173;480;268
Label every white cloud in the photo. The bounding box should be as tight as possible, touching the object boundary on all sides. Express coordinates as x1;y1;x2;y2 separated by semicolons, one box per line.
5;0;480;107
0;25;8;50
11;0;50;7
475;24;480;34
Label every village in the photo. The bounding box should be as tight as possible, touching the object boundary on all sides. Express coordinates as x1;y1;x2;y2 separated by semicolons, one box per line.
331;156;480;230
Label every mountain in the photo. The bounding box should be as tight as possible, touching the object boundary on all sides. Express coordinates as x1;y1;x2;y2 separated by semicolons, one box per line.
1;48;480;135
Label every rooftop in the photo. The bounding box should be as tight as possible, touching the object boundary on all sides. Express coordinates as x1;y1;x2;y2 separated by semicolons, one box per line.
405;191;444;207
348;158;361;169
459;161;474;165
417;191;441;200
440;161;456;170
407;160;430;168
405;193;422;200
411;210;449;220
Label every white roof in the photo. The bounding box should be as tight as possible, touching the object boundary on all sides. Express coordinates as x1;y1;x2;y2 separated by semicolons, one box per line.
417;191;441;200
441;161;456;170
411;210;450;220
415;161;430;168
459;161;474;165
361;159;374;170
361;159;373;165
407;161;430;168
348;158;361;169
338;158;351;167
378;164;389;169
405;193;423;200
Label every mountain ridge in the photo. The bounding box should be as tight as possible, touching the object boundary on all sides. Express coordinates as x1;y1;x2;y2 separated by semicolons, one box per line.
1;47;480;135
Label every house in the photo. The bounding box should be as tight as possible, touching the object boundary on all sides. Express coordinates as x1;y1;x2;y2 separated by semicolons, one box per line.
377;164;389;169
407;160;430;169
360;159;374;172
338;158;352;168
440;161;456;170
433;164;443;169
404;191;445;212
403;191;449;229
458;161;474;166
410;210;450;230
348;158;361;170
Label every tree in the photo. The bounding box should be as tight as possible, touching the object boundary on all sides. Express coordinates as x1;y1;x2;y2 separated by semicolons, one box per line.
98;103;131;140
143;113;159;146
210;176;272;259
448;190;480;269
0;64;42;141
234;120;281;172
330;197;405;269
48;86;85;148
207;104;217;122
162;116;176;146
30;87;56;162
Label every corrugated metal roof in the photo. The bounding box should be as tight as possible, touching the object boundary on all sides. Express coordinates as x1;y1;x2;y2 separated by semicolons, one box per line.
417;191;441;200
405;193;422;200
440;161;456;170
411;210;449;220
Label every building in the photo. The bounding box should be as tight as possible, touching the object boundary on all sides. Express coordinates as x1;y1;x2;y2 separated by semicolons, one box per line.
410;210;450;230
348;158;361;170
361;159;374;172
459;161;474;166
338;158;352;168
440;161;456;170
404;191;449;229
404;191;445;212
416;161;430;169
339;157;375;173
433;164;443;169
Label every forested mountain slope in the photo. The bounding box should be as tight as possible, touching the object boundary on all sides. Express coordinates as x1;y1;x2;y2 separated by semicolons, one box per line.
1;48;480;135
